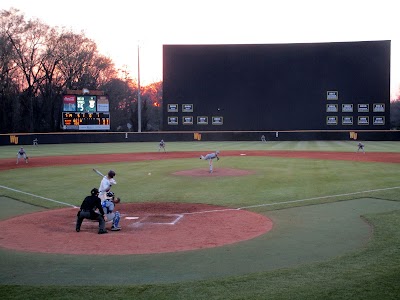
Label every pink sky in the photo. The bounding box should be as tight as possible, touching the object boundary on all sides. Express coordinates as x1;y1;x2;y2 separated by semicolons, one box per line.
2;0;399;99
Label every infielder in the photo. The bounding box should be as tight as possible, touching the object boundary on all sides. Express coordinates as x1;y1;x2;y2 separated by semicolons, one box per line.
158;139;166;152
16;147;28;164
357;142;365;153
200;151;220;173
98;170;117;201
102;191;121;231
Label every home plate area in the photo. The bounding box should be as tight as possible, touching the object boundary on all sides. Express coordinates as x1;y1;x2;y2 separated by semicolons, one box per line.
0;202;273;255
133;214;183;225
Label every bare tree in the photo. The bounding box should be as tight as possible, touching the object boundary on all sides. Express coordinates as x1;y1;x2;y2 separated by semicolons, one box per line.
1;9;50;131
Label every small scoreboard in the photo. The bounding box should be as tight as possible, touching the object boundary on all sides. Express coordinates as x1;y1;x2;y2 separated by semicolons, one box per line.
62;93;110;130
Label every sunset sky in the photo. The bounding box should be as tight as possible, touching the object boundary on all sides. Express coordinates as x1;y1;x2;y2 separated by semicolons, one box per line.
2;0;399;99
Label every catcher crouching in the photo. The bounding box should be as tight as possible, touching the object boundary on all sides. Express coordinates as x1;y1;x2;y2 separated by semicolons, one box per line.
102;191;122;231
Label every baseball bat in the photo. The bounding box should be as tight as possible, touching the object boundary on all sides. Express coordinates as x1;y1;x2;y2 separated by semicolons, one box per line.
93;168;105;177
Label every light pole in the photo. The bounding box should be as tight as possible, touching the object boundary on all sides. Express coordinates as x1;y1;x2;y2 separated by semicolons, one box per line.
137;44;142;132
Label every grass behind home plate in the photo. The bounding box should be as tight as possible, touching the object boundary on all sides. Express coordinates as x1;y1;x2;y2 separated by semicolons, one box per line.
0;141;400;299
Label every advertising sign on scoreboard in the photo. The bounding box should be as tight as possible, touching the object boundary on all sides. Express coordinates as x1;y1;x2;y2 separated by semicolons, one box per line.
97;96;109;112
63;95;76;111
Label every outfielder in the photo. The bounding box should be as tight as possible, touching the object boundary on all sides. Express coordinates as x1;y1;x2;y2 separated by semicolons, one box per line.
200;150;220;173
16;147;28;164
98;170;117;201
102;191;122;231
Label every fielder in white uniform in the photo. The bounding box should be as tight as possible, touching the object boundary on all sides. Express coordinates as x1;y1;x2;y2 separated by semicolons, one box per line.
16;147;28;164
158;139;166;152
98;170;117;201
200;151;220;173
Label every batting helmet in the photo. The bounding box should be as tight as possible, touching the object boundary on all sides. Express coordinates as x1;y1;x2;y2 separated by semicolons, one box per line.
108;170;116;178
91;188;99;196
106;191;114;198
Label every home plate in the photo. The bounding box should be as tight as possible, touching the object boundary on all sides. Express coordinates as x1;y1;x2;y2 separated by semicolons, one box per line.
240;153;247;156
125;216;139;220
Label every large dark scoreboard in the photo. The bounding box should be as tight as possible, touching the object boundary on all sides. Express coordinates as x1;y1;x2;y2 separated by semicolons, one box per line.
61;93;110;130
162;41;391;131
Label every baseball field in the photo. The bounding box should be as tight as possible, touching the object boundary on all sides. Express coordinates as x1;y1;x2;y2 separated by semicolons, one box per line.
0;141;399;299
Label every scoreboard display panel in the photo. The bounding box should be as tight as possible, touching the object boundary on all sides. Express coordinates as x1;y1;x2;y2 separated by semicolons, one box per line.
163;41;390;131
62;112;110;130
61;94;110;130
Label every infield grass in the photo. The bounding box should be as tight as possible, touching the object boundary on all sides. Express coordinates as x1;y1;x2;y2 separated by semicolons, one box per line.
0;141;399;299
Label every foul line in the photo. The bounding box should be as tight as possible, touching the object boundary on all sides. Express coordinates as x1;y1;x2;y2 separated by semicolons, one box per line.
238;186;400;210
184;186;400;215
0;185;78;208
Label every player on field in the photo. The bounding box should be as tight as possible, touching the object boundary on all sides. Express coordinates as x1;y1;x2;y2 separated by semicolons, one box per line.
200;151;220;173
16;147;28;164
158;139;166;152
102;191;122;231
98;170;117;201
357;142;365;153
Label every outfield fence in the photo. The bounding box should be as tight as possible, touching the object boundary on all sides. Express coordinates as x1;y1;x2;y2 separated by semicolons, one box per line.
1;130;400;146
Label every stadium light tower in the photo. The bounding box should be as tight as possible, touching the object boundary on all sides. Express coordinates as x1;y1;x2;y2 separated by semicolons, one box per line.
137;44;142;132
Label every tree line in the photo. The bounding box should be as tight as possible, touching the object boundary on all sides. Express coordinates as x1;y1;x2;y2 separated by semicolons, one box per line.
0;8;161;133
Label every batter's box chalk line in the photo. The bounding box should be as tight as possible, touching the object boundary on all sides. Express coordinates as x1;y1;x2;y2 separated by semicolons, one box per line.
129;214;184;226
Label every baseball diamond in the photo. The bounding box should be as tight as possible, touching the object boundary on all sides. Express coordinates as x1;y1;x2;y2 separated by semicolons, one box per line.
0;146;400;291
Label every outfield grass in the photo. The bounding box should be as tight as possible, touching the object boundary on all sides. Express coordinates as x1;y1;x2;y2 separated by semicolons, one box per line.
0;141;399;299
1;140;400;159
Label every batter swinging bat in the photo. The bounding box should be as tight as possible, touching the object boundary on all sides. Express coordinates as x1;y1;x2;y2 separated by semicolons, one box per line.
93;168;105;177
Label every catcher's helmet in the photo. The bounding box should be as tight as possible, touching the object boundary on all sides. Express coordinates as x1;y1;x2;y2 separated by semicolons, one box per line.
108;170;116;178
106;191;114;198
91;188;99;195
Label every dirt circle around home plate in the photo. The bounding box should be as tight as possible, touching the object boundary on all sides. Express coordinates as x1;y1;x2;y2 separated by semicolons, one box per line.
0;202;273;255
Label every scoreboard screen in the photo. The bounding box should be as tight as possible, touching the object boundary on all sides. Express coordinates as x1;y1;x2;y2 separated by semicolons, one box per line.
62;93;110;130
62;112;110;130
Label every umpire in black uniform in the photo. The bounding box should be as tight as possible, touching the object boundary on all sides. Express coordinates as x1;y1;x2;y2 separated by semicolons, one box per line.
76;188;108;234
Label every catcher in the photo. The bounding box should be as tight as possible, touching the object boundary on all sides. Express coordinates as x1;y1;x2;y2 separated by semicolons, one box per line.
16;147;28;164
102;191;122;231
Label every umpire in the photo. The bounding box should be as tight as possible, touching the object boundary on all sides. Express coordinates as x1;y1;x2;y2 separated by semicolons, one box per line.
76;188;108;234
